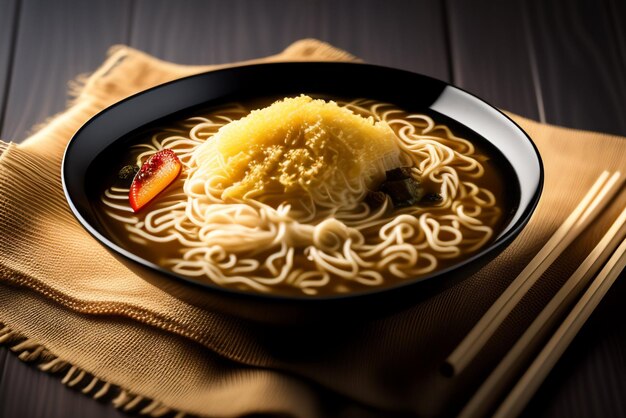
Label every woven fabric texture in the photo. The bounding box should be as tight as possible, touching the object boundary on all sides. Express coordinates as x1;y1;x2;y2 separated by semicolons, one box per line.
0;39;624;417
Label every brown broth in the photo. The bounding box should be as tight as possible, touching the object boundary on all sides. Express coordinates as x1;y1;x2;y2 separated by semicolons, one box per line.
94;96;518;296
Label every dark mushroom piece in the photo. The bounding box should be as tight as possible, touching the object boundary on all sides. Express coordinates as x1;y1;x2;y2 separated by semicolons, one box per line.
379;167;424;208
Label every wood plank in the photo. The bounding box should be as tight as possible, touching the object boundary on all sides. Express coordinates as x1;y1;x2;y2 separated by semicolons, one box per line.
0;349;126;418
130;0;450;80
448;1;626;416
0;348;7;397
521;273;626;417
446;0;540;119
0;2;451;417
0;1;621;417
523;0;626;135
0;0;132;416
448;0;626;134
0;0;133;142
0;0;19;132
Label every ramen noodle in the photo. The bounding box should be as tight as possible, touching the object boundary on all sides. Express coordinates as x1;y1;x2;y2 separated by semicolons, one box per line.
99;95;510;296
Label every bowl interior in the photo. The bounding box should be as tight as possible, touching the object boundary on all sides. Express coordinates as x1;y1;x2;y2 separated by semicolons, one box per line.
62;62;543;301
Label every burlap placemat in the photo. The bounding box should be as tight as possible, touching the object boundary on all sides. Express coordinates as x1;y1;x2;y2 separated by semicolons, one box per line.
0;39;625;417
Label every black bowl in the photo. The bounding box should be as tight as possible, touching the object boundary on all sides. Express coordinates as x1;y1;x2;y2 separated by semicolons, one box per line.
62;62;543;324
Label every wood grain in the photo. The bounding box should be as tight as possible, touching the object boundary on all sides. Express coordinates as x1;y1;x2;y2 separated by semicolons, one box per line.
0;0;19;394
0;0;19;132
517;0;626;415
0;0;625;417
446;0;540;120
0;351;126;418
522;0;626;136
0;2;451;417
522;270;626;418
130;0;450;80
0;0;131;416
0;0;133;142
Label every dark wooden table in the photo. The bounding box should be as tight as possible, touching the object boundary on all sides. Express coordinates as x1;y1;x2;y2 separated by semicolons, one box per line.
0;0;625;417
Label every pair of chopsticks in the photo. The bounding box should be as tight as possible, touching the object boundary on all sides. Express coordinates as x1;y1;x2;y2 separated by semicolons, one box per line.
492;228;626;417
444;170;625;417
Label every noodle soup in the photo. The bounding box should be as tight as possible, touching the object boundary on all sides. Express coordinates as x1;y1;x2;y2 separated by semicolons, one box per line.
95;96;517;296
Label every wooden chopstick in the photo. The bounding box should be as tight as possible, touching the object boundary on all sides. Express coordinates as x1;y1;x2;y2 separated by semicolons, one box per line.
494;234;626;418
458;206;626;418
444;171;623;376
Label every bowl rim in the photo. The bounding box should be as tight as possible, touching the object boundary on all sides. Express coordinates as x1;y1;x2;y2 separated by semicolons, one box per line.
62;61;544;303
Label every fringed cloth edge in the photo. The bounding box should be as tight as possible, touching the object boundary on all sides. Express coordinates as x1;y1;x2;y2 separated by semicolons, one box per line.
0;322;189;418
